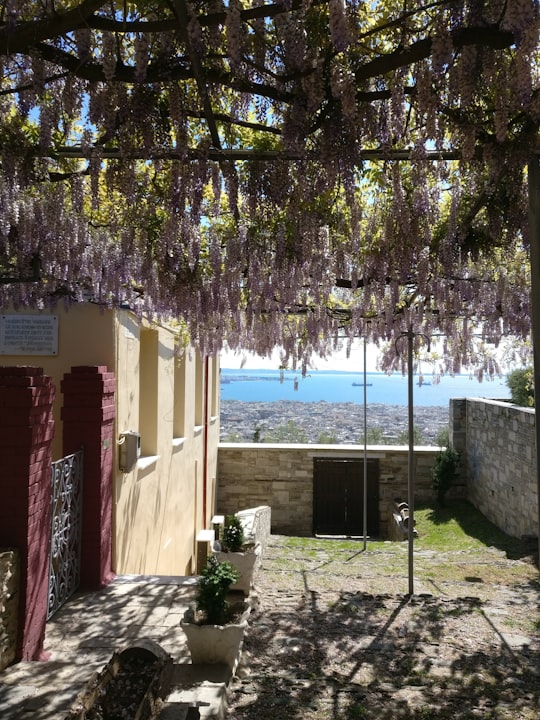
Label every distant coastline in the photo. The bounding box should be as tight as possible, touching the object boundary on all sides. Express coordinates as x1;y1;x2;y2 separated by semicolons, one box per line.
220;368;510;408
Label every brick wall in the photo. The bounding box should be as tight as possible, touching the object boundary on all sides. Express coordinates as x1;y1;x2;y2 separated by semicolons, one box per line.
0;550;19;671
61;366;116;589
217;444;440;537
450;398;537;538
0;366;55;660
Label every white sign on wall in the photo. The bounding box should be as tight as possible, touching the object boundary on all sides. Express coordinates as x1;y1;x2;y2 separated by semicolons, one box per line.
0;315;58;355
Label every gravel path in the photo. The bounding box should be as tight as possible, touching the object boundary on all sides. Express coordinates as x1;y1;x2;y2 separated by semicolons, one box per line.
227;535;539;720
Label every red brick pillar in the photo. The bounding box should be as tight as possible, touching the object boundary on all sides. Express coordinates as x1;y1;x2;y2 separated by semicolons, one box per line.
61;366;116;589
0;366;55;661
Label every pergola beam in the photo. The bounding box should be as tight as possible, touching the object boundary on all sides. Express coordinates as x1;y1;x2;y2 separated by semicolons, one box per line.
45;146;463;163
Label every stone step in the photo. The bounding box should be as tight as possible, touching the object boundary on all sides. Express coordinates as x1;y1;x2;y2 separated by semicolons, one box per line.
158;663;232;720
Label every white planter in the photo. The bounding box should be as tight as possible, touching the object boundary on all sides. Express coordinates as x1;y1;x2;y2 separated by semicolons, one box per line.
181;603;250;674
212;543;261;594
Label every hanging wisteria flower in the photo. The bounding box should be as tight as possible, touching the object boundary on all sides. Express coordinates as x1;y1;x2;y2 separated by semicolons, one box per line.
134;33;149;83
226;0;243;68
101;32;117;81
0;0;536;372
328;0;350;53
74;28;92;62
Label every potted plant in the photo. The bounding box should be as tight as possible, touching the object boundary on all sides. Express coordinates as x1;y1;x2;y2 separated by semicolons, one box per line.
212;515;261;594
222;514;246;552
180;556;251;673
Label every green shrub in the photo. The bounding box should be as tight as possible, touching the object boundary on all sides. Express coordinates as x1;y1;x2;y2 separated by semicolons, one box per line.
506;367;534;407
196;555;239;624
223;432;243;442
358;427;386;444
396;426;426;445
222;514;245;552
318;430;338;443
432;446;460;507
263;420;308;443
434;426;450;448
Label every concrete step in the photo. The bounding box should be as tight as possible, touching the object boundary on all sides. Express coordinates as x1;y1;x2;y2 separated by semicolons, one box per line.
159;663;232;720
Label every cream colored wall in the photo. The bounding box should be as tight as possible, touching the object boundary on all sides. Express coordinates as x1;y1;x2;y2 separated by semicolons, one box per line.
206;355;221;527
1;303;221;578
113;313;221;576
0;304;115;460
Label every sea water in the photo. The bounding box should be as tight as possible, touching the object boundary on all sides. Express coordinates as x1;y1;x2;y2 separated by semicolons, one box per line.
220;368;510;407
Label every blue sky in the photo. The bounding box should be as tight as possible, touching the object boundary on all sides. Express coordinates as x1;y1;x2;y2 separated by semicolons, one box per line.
220;340;381;371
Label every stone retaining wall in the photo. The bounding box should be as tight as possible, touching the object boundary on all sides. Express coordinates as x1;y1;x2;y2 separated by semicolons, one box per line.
217;444;441;537
236;506;272;555
0;550;19;672
450;398;538;538
219;398;539;541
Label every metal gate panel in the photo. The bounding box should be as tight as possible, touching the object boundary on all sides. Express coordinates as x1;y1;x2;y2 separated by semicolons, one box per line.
47;449;83;620
313;458;379;537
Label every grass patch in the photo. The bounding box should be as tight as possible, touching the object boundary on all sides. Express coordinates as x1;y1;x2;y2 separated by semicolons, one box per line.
281;500;532;558
281;535;369;553
416;500;533;558
274;501;538;587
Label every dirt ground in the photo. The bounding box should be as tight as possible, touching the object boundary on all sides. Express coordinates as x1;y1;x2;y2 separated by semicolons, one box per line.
227;534;540;720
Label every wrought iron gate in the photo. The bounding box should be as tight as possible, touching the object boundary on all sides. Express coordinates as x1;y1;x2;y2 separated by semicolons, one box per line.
47;449;83;620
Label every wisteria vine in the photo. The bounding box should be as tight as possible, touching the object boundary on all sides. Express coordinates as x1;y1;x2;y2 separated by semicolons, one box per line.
0;0;538;374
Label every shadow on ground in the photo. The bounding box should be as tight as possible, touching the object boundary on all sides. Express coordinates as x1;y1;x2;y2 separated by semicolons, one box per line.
227;530;539;720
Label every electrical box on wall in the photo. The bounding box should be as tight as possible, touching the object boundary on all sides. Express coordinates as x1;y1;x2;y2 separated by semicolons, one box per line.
118;431;141;472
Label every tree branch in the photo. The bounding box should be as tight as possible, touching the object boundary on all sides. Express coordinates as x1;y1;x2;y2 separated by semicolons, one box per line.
0;0;107;52
353;26;515;85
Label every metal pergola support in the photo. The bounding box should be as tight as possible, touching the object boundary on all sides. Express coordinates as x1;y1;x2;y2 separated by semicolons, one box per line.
528;158;540;566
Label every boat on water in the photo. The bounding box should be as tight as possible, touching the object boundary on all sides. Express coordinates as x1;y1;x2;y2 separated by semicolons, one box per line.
352;382;373;387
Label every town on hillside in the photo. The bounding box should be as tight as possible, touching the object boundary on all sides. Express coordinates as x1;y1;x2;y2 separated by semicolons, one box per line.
220;400;449;445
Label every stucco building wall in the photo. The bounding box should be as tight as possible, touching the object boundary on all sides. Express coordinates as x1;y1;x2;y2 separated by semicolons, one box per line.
0;304;220;577
1;304;115;460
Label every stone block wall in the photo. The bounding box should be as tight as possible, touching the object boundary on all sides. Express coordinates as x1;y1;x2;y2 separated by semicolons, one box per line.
236;506;272;555
0;549;19;672
217;444;439;537
450;398;537;538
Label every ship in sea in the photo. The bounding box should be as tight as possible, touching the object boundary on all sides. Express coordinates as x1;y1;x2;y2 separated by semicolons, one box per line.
352;382;373;387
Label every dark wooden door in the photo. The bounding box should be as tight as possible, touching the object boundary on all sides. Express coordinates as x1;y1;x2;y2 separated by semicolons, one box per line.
313;459;379;537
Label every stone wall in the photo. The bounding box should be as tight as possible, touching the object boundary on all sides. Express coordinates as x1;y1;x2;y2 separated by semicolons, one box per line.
0;550;19;672
217;444;440;538
236;506;272;555
219;398;539;542
450;398;538;539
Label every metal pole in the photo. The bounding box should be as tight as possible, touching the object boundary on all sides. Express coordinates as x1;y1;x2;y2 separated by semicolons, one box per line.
528;158;540;567
363;337;368;551
407;327;415;596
